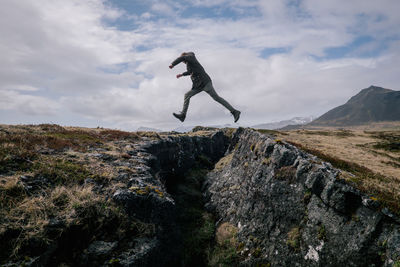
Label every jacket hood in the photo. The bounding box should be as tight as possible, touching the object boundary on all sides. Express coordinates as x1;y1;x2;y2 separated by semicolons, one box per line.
182;52;195;57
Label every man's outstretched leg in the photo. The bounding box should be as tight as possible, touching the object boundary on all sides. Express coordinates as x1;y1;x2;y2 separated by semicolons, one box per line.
173;88;201;122
203;82;241;122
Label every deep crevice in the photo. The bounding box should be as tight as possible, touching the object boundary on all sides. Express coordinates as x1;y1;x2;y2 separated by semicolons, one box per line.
161;156;224;266
167;169;214;266
139;131;231;266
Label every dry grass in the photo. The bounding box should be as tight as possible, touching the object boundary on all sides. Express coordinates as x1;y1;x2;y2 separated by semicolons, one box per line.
276;128;400;180
0;124;150;263
0;176;27;209
215;222;238;246
259;122;400;215
214;153;234;171
0;124;139;153
0;184;100;256
0;125;138;183
287;227;301;250
208;222;240;266
0;182;153;262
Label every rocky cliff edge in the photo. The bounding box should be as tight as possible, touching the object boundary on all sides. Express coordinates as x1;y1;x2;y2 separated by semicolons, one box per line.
1;126;399;266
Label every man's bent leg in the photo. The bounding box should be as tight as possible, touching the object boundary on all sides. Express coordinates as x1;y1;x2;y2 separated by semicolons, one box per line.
182;88;202;115
203;82;235;112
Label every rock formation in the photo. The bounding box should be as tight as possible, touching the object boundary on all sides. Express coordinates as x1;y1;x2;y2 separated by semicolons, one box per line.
204;128;400;266
2;127;399;266
112;130;229;266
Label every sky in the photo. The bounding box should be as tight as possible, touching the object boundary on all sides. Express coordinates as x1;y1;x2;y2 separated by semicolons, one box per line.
0;0;399;131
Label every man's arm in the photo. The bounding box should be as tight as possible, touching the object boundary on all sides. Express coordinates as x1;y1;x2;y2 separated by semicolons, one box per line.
169;55;187;69
176;71;191;79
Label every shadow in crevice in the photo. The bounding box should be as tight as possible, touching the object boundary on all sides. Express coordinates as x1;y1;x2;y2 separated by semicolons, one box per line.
164;159;217;267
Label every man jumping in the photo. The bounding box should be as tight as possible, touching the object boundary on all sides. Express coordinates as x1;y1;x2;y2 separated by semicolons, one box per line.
169;52;241;123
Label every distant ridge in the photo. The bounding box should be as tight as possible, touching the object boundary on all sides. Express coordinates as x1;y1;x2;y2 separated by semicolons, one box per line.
137;126;162;132
253;116;314;130
311;85;400;126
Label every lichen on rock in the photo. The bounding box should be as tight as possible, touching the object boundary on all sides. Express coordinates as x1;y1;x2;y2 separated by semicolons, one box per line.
1;125;399;266
204;128;400;266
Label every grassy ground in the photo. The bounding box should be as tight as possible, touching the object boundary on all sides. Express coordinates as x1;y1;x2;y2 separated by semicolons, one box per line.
2;122;398;263
0;123;233;265
0;124;159;264
257;121;400;215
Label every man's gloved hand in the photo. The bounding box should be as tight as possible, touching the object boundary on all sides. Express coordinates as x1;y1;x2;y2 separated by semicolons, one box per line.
169;65;173;69
176;74;183;79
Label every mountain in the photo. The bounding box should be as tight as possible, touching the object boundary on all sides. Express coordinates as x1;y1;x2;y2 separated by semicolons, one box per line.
252;116;314;130
172;125;195;133
311;85;400;126
137;126;162;132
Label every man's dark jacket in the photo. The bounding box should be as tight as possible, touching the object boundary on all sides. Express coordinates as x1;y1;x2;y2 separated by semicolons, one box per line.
171;52;211;90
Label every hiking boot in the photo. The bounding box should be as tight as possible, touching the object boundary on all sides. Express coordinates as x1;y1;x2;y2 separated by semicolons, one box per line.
232;110;241;123
173;112;186;122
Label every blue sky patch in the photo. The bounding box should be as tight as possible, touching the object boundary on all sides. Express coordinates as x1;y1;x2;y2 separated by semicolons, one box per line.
104;0;150;31
325;36;374;59
104;0;261;30
98;62;131;74
180;5;260;20
308;35;392;61
260;47;292;58
106;0;149;16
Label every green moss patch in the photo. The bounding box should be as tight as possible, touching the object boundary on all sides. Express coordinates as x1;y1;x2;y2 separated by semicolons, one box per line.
286;227;301;251
298;130;355;138
207;239;240;267
168;167;214;266
256;129;288;137
275;166;297;183
32;158;103;185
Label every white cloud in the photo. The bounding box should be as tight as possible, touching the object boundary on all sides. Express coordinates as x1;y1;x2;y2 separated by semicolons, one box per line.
0;90;59;115
0;0;399;130
9;85;39;92
151;2;175;16
141;12;153;19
